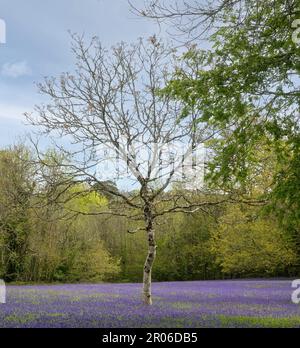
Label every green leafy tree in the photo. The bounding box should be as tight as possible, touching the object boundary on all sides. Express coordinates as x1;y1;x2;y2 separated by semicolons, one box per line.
155;211;221;280
211;204;297;276
0;146;35;281
141;0;300;260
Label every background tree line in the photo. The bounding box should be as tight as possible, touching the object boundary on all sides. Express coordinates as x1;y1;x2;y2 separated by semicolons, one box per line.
0;145;297;283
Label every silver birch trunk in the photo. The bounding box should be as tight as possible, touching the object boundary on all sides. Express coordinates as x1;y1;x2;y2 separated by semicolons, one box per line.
142;202;156;305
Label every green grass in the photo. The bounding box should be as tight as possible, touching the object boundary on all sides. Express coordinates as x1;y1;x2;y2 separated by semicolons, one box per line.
217;314;300;328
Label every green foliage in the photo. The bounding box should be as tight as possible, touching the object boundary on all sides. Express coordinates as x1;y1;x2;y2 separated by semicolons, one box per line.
0;146;298;283
66;184;108;214
163;0;300;232
67;241;120;282
0;146;120;283
154;212;220;281
0;146;35;281
211;205;297;276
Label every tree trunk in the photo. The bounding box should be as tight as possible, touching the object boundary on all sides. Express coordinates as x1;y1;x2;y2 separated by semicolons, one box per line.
143;202;156;305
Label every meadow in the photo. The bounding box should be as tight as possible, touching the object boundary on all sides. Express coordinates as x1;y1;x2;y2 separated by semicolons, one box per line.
1;280;299;328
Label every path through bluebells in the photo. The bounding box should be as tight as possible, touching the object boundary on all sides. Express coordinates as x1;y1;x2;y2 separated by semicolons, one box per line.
1;280;299;327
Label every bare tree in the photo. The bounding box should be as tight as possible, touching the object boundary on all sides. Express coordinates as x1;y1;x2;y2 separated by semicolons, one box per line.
130;0;263;42
26;35;226;305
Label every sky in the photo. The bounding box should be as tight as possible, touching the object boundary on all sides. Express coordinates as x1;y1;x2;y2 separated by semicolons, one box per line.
0;0;159;147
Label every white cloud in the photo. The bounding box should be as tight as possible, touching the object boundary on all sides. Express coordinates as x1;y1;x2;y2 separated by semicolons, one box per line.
1;61;32;78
